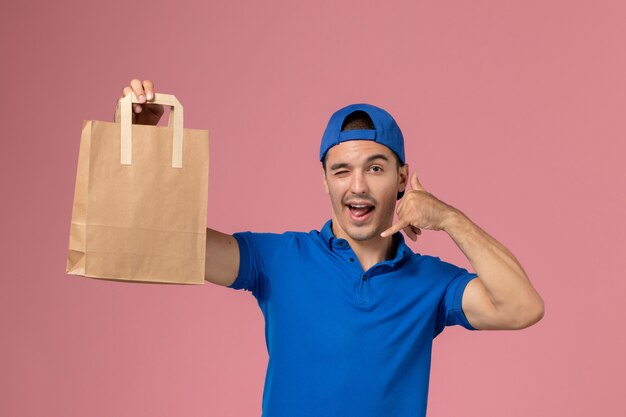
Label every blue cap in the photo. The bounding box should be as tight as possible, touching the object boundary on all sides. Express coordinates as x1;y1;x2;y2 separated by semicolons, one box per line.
319;103;405;164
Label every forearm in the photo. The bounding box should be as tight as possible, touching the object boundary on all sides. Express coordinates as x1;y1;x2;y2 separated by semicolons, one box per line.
443;209;544;324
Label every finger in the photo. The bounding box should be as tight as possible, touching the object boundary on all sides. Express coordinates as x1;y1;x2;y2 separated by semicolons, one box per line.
143;79;155;101
380;220;408;238
403;225;418;241
121;85;142;113
121;86;133;98
411;171;425;191
130;78;146;103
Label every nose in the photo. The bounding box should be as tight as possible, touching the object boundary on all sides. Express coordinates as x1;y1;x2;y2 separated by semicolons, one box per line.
350;170;369;195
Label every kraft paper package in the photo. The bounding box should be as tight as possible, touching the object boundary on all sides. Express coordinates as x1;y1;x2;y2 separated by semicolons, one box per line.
66;92;208;284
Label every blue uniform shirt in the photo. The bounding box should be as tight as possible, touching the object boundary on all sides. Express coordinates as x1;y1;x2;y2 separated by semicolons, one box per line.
228;219;479;417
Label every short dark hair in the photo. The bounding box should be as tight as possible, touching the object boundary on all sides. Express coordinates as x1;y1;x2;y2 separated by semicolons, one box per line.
322;110;405;199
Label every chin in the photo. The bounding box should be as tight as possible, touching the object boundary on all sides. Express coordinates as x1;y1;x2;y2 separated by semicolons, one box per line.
343;223;382;242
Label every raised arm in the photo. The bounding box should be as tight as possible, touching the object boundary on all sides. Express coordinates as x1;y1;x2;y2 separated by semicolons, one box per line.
382;171;544;330
116;78;241;287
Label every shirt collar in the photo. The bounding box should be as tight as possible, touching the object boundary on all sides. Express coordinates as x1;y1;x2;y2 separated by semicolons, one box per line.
318;219;413;264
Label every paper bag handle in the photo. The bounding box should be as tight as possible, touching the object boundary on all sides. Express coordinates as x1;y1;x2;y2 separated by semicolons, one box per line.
116;92;184;168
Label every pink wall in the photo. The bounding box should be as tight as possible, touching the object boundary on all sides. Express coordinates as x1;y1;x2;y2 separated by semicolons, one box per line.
1;0;624;416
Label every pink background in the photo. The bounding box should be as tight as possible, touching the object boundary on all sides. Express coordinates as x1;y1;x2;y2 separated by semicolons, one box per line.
1;0;625;416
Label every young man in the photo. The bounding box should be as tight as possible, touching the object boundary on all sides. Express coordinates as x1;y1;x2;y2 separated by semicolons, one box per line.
119;79;544;417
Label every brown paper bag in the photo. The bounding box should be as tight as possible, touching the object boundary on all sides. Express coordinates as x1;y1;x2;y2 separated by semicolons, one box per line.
66;92;208;284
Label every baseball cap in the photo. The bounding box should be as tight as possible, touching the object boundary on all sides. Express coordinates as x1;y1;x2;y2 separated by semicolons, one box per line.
319;103;405;164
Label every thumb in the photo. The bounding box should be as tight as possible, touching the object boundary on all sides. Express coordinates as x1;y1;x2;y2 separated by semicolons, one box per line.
411;171;425;191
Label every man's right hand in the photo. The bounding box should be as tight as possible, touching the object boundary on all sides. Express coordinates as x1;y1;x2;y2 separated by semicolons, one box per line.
114;78;165;126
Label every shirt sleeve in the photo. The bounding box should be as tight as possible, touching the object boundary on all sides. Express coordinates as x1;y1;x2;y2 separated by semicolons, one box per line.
227;231;285;301
433;258;480;338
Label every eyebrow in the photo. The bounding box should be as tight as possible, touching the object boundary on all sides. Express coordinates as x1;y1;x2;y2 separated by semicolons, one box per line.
330;154;389;171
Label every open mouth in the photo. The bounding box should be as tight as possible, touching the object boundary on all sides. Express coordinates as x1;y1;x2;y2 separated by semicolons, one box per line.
346;203;375;221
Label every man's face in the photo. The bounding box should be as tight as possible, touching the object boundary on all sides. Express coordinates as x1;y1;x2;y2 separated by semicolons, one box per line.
322;140;408;242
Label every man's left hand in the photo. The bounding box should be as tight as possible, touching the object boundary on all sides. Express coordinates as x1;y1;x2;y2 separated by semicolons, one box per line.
380;172;459;241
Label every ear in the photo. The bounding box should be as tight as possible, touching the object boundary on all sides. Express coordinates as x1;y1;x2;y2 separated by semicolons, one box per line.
398;163;409;194
322;167;329;194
